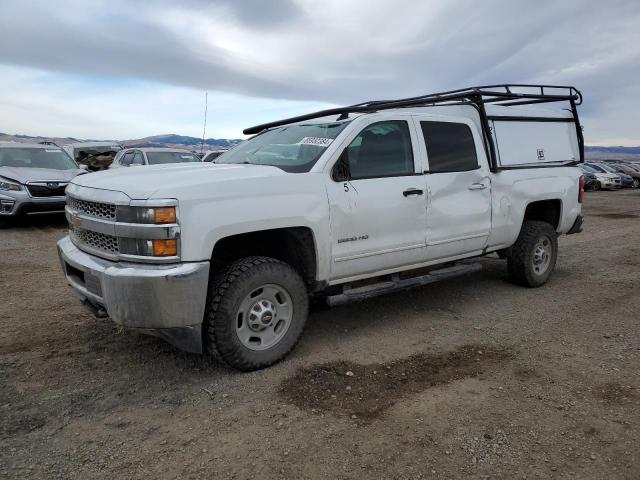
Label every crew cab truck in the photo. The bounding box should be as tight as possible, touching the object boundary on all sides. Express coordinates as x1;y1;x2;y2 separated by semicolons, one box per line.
58;85;585;371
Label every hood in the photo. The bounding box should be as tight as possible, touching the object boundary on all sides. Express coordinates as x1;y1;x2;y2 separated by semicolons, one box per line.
0;166;85;184
71;162;287;199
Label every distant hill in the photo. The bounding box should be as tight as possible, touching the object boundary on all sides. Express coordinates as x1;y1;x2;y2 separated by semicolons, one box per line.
0;132;242;151
140;134;241;149
585;146;640;161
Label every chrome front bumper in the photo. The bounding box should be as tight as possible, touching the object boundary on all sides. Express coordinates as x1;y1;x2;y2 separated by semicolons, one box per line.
57;236;210;353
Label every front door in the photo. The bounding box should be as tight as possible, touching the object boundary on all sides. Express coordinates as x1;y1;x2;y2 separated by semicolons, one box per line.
327;119;428;280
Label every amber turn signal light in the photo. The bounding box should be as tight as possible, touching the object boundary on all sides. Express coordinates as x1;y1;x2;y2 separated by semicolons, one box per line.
152;239;178;256
154;207;177;224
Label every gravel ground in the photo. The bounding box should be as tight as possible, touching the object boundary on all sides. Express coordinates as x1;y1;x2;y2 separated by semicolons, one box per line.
1;190;639;479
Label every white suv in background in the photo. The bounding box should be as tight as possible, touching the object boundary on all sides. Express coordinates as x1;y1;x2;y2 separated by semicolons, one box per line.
109;148;201;168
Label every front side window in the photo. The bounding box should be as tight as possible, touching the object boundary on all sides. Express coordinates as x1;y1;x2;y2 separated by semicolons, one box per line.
339;120;414;180
216;121;350;173
132;151;145;165
145;151;200;165
0;148;78;170
421;121;478;173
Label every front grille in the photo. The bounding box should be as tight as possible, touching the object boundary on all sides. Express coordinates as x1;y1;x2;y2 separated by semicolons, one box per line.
70;226;119;255
67;196;117;220
27;183;67;197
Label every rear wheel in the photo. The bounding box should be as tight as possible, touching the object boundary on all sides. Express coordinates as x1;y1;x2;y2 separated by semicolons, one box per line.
205;256;308;371
507;221;558;287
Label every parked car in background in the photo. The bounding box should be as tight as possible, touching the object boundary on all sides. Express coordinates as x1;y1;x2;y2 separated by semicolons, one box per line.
63;142;123;171
0;142;87;218
109;148;201;169
593;162;635;188
582;171;598;190
582;163;622;190
202;149;228;162
604;163;640;188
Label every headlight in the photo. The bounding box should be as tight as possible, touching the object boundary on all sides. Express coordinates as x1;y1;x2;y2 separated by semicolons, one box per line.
0;177;22;191
116;205;177;224
114;201;179;258
119;238;178;257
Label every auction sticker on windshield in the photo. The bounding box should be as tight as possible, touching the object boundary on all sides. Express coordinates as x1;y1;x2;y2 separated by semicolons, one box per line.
299;137;334;147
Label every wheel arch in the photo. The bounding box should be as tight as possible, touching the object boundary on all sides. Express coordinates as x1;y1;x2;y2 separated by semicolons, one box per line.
210;226;319;288
521;198;562;231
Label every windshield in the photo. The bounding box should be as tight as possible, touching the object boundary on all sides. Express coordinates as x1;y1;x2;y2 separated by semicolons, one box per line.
216;121;350;173
146;151;200;165
597;163;618;173
204;151;225;162
585;164;606;173
0;148;78;170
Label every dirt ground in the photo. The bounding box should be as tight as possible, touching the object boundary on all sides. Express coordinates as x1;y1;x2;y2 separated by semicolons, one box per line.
1;190;639;480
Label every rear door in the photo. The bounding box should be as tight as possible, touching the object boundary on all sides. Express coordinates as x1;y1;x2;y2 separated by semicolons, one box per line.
415;118;492;260
326;118;428;280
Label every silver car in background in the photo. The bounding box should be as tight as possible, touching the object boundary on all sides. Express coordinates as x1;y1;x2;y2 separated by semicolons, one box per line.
0;142;87;217
109;147;201;168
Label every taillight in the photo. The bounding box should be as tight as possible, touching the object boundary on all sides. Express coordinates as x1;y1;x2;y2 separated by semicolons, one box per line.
578;175;585;203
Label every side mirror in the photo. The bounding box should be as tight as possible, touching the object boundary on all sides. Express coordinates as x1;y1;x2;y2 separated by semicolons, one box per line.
79;164;89;171
332;152;351;182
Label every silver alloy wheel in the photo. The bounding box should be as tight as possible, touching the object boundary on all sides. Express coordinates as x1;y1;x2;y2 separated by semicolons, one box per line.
532;235;552;276
236;284;293;351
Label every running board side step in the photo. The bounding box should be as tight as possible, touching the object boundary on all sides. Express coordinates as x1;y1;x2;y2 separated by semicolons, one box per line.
326;262;482;307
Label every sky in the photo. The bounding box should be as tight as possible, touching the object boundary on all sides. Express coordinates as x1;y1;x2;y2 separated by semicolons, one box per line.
0;0;639;145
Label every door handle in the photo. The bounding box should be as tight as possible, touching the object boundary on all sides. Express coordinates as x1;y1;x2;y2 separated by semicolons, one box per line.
403;188;424;197
468;183;487;190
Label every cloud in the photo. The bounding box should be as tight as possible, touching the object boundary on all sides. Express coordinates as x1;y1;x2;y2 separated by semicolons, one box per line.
0;65;333;139
0;0;638;142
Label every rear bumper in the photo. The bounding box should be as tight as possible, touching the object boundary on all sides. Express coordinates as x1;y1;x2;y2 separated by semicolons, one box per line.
57;235;210;353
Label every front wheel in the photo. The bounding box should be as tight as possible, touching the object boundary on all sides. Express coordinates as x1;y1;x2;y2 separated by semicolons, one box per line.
633;178;640;189
205;256;308;371
507;221;558;287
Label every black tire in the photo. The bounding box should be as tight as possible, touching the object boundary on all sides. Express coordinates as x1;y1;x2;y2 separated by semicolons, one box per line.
633;178;640;189
594;181;601;191
205;256;308;371
507;221;558;288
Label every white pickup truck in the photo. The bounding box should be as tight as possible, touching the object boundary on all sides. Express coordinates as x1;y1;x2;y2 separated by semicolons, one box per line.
58;85;585;370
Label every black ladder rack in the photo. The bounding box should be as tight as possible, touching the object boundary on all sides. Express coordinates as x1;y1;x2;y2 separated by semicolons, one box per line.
243;84;584;172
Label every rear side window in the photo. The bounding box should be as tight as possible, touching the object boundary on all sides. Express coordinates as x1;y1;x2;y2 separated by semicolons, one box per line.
120;151;134;166
421;121;478;173
344;120;414;180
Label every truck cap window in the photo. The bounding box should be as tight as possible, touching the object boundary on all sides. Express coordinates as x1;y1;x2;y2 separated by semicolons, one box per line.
216;121;350;173
342;120;414;179
421;121;478;173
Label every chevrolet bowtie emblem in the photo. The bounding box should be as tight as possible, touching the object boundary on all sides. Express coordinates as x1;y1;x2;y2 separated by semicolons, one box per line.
69;213;82;228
